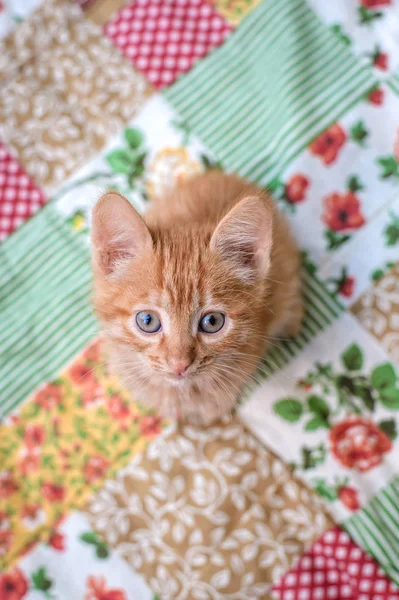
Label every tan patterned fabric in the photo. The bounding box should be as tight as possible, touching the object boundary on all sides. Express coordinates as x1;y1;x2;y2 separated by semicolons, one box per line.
86;418;333;599
0;0;151;192
351;263;399;365
84;0;129;25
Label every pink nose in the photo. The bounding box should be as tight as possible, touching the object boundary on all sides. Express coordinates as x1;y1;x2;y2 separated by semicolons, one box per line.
168;358;191;377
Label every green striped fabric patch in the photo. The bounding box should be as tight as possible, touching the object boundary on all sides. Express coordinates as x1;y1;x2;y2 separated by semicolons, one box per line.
0;205;98;416
260;268;343;377
165;0;376;186
344;476;399;586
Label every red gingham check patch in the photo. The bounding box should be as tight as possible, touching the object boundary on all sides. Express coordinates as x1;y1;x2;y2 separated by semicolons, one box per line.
104;0;232;89
272;526;399;600
0;143;46;242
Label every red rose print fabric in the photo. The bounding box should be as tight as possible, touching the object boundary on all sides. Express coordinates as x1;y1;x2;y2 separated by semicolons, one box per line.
104;0;232;89
0;143;46;242
0;512;154;599
329;417;392;473
272;526;399;600
308;0;398;77
240;312;399;523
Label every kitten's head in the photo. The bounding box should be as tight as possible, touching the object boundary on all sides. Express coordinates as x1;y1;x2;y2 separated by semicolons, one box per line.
91;192;273;419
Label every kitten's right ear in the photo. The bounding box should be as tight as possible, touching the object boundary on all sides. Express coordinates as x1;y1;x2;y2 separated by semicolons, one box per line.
91;192;152;276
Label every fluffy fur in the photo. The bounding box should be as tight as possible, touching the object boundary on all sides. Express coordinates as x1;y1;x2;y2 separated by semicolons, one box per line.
91;171;303;423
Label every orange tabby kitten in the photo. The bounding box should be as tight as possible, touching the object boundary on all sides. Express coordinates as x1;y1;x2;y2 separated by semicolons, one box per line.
92;171;302;423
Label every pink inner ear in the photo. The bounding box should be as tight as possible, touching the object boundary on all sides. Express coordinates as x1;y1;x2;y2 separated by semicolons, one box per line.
92;192;152;275
210;195;273;280
101;247;135;275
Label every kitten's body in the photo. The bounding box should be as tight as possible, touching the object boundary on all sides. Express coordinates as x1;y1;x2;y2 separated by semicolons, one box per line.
92;171;302;423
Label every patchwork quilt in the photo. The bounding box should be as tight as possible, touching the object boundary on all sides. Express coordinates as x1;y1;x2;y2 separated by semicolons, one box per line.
1;0;399;598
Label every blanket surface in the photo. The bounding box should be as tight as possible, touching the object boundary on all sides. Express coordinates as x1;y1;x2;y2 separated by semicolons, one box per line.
1;0;399;598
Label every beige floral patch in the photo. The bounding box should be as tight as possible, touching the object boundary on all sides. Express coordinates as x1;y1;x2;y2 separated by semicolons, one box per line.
86;418;333;599
0;0;151;192
351;263;399;365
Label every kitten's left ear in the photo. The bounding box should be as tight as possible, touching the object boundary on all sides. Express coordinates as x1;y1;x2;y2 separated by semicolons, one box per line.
210;195;273;281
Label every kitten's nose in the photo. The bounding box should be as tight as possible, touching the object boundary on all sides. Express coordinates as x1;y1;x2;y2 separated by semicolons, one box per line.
168;358;191;377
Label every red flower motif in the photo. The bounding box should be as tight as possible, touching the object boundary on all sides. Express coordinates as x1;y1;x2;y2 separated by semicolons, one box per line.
361;0;391;6
0;567;28;600
84;455;110;484
84;576;126;600
0;473;18;498
18;452;40;476
24;424;46;449
373;51;388;71
367;87;384;105
82;380;105;407
330;417;392;472
0;511;10;530
69;363;95;386
339;276;355;298
49;532;65;551
338;486;361;511
35;383;62;411
309;124;347;165
106;395;131;428
140;415;162;437
322;192;366;232
0;530;13;557
298;379;312;391
285;174;309;204
21;504;40;520
41;482;65;503
0;2;4;11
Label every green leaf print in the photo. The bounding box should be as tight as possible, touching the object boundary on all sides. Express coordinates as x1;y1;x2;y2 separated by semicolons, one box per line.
273;399;303;422
330;24;351;46
124;128;143;150
347;175;364;193
371;262;394;282
384;212;399;246
305;416;329;431
80;531;99;545
301;444;327;470
80;531;110;559
300;250;318;275
358;6;383;25
96;544;110;559
380;386;399;410
355;384;375;411
371;363;397;391
341;344;363;371
325;230;351;251
372;268;384;281
307;395;330;419
379;419;398;440
377;157;399;181
31;567;53;593
350;120;368;146
106;149;132;174
312;478;338;501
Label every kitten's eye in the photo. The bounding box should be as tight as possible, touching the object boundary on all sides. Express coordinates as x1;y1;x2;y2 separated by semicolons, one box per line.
199;312;225;334
136;311;161;333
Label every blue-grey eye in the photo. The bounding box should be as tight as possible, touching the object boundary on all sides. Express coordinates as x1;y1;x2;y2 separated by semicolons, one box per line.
199;312;225;334
136;311;161;333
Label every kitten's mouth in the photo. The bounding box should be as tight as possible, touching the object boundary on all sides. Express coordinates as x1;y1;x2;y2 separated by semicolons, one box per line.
165;371;194;385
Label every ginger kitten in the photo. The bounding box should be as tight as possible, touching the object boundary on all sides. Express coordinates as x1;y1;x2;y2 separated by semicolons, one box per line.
91;171;302;424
